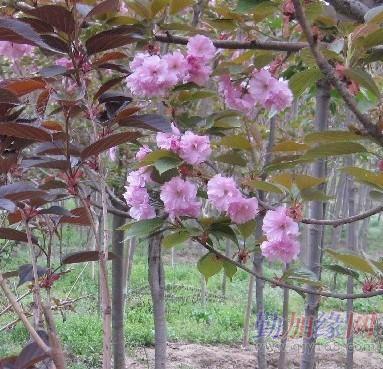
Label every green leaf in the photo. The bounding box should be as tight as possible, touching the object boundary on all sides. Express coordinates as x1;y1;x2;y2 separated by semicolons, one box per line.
294;174;326;191
210;223;239;246
364;4;383;23
304;142;367;158
323;264;360;279
162;229;190;249
369;190;383;201
151;0;169;16
197;253;223;282
236;0;268;13
326;249;375;274
237;220;257;239
245;180;284;194
300;188;332;201
223;260;237;281
213;151;247;166
282;265;322;287
220;135;252;150
344;68;380;97
124;218;164;238
272;141;309;152
169;0;194;14
288;68;323;97
304;131;364;143
154;157;181;175
342;166;383;188
141;149;179;165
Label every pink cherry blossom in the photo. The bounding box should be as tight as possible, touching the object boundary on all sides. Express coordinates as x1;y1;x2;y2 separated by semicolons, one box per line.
248;69;277;105
0;42;34;59
126;54;178;97
156;123;181;152
123;185;155;220
207;174;241;211
136;145;152;160
185;55;212;86
263;80;293;112
129;203;156;220
126;168;152;188
179;131;211;165
262;206;299;241
160;177;201;220
218;75;257;116
163;51;188;82
260;236;300;263
187;35;216;62
227;197;259;224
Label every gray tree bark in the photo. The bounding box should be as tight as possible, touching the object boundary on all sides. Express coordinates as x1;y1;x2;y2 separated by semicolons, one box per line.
300;80;330;369
112;212;126;369
148;235;167;369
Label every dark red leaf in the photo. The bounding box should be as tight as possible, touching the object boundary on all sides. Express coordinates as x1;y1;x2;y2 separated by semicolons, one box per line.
0;88;20;105
36;89;50;117
2;271;18;279
38;205;72;217
19;17;54;33
93;77;125;101
85;0;120;20
0;79;46;97
0;228;38;244
60;207;92;226
0;355;17;368
118;114;172;132
25;5;76;36
81;131;141;160
8;211;22;225
34;141;82;156
40;34;70;53
92;51;127;67
39;65;67;78
0;123;52;142
39;179;67;190
0;17;54;51
0;182;48;202
22;158;69;170
62;250;116;264
85;24;145;55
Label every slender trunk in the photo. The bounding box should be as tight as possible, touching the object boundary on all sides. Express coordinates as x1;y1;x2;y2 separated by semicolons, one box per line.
243;274;254;347
112;212;126;369
278;264;290;369
221;241;231;298
346;161;356;369
124;238;137;299
148;235;167;369
300;80;330;369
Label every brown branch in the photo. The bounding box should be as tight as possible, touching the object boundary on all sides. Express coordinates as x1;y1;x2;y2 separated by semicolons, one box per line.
291;0;383;146
154;33;308;52
258;199;383;226
0;273;50;353
193;237;383;300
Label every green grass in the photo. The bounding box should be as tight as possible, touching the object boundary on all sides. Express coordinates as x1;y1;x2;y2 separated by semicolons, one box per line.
0;237;382;368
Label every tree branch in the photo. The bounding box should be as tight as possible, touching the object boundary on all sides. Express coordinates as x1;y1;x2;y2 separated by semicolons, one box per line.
193;237;383;300
292;0;383;146
154;33;308;52
327;0;368;22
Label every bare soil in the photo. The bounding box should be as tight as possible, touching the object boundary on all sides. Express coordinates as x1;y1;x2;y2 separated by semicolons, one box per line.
125;342;383;369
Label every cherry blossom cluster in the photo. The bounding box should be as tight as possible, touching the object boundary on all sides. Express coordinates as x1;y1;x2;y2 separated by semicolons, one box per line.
218;69;293;116
123;126;211;220
0;41;34;59
260;206;301;264
126;35;216;97
207;174;259;224
156;124;212;165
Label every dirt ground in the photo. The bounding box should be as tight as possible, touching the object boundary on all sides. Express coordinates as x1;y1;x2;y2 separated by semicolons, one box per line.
125;341;383;369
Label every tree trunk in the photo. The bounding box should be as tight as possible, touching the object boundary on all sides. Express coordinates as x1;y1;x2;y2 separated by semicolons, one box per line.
112;212;126;369
148;235;167;369
346;158;357;369
243;274;255;348
278;264;290;369
300;80;330;369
